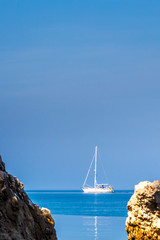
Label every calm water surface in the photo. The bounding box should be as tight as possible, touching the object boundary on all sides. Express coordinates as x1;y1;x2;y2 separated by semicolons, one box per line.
27;190;133;240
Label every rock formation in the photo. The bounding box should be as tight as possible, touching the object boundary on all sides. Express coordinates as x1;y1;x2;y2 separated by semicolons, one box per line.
0;156;57;240
126;181;160;240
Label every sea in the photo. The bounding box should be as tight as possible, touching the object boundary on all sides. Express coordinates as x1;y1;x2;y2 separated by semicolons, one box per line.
27;190;133;240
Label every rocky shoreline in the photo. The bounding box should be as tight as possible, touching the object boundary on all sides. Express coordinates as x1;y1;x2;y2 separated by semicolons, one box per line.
126;181;160;240
0;156;57;240
3;154;160;240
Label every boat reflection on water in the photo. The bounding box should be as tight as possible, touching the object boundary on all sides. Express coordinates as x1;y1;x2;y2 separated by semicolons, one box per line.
94;216;98;240
53;214;127;240
82;216;98;240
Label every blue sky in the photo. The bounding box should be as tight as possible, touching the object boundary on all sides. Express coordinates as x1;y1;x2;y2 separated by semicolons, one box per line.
0;0;160;189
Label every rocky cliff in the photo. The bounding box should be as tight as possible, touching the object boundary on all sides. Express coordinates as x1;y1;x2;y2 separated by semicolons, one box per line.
0;156;57;240
126;181;160;240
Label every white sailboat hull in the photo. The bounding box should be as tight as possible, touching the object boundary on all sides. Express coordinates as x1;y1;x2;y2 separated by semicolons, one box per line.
82;146;114;194
82;187;114;193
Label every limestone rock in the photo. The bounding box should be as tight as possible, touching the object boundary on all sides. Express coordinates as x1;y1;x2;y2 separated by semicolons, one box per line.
0;155;57;240
126;181;160;240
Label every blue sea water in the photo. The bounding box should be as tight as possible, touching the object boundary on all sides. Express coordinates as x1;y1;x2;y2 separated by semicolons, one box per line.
27;190;133;240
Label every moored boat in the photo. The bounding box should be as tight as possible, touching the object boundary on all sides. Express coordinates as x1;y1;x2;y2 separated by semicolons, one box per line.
82;146;114;193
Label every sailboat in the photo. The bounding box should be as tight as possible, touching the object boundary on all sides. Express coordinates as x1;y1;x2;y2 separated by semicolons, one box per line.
82;146;114;193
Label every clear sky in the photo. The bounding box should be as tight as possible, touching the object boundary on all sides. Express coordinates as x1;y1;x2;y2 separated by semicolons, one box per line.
0;0;160;190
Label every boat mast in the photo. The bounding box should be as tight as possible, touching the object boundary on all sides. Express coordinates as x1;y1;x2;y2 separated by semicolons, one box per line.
94;146;97;188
